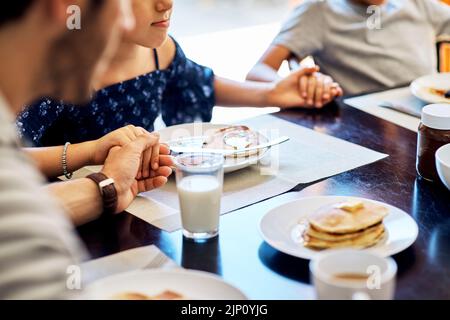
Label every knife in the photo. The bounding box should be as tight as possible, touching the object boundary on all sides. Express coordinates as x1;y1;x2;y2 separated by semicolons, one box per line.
170;136;290;156
378;101;421;118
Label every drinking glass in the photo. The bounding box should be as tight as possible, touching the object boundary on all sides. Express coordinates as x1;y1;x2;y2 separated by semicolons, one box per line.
174;153;224;241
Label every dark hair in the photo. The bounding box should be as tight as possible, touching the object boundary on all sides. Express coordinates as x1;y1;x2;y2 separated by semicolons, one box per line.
0;0;104;27
0;0;34;27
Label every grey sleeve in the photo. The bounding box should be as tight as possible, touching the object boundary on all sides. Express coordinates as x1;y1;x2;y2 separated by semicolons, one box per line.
0;145;87;299
272;0;325;59
421;0;450;37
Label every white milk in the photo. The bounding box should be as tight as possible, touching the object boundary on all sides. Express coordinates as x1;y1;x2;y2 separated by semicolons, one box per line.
177;175;222;233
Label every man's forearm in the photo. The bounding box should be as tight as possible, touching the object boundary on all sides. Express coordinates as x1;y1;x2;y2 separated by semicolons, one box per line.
24;141;95;179
45;178;103;226
246;63;282;83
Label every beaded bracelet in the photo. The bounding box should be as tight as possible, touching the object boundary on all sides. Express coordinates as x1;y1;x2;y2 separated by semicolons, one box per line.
62;142;73;180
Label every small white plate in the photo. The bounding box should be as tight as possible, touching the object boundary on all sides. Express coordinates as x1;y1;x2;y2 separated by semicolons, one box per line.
158;123;269;173
259;196;418;260
410;73;450;104
87;269;247;300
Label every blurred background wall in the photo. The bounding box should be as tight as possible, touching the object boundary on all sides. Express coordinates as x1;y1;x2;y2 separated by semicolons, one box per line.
171;0;293;37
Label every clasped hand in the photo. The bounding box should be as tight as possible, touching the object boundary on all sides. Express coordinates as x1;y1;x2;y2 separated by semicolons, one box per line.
88;125;174;213
268;66;343;109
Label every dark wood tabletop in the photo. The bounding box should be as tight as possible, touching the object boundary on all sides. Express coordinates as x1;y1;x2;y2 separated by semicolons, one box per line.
77;99;450;300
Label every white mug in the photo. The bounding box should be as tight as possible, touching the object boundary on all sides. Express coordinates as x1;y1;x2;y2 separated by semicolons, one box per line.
309;249;397;300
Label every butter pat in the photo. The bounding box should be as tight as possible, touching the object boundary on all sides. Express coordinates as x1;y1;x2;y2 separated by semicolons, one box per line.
335;201;365;213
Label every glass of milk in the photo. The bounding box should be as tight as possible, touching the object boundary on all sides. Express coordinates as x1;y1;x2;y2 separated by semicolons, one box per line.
174;153;224;241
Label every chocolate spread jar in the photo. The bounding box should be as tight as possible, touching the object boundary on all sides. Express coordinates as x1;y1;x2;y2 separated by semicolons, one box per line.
416;104;450;182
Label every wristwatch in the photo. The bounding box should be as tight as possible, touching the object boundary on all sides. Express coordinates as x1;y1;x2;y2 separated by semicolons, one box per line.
86;172;118;215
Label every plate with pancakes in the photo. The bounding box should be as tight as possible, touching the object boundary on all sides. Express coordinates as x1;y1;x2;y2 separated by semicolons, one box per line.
87;269;247;300
159;123;270;173
259;196;418;260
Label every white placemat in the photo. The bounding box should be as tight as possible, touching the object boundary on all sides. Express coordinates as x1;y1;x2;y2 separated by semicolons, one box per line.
344;87;424;132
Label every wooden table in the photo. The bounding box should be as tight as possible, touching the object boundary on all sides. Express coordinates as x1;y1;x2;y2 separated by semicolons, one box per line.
77;99;450;300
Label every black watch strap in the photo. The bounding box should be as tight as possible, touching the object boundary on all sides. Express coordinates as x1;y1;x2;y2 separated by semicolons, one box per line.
86;172;118;215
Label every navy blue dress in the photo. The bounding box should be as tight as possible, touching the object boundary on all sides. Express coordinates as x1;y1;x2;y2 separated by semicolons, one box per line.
16;39;215;147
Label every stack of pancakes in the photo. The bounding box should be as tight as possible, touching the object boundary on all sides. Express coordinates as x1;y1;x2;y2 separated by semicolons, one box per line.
303;201;388;250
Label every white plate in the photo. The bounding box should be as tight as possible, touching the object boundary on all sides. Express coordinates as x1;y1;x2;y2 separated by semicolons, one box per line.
259;196;418;260
87;269;247;300
158;122;269;173
410;73;450;104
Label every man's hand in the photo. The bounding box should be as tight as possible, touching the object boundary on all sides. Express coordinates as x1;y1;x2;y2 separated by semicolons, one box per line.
88;125;160;179
101;133;173;213
267;67;343;109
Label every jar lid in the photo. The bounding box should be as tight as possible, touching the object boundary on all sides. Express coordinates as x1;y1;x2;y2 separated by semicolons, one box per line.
421;104;450;130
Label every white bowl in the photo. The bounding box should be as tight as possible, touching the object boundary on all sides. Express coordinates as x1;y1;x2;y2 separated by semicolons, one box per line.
436;143;450;190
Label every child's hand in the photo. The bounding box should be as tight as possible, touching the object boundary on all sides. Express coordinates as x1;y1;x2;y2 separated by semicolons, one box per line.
299;72;343;108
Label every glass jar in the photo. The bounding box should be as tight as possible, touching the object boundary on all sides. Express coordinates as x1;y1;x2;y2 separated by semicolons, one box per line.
416;104;450;182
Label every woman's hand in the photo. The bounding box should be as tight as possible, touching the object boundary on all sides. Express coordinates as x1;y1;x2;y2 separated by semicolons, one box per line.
87;125;161;179
267;67;343;109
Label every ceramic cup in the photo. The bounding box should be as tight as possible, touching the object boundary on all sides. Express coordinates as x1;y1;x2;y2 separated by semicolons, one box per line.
309;249;397;300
